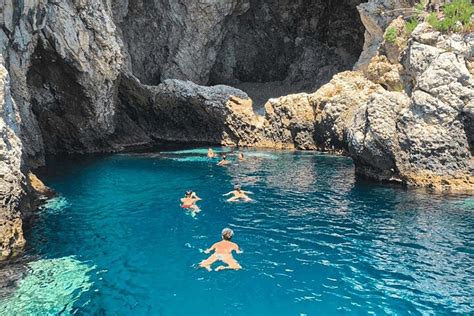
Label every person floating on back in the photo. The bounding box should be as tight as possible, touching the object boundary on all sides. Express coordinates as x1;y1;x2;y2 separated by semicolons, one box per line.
199;228;242;271
217;154;231;166
223;185;253;202
180;190;201;214
207;148;216;158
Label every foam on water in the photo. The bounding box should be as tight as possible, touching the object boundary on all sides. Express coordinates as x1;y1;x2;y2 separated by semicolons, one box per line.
169;156;216;162
168;148;231;155
39;196;70;214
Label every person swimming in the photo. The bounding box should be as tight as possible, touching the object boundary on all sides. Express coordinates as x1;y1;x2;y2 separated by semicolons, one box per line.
207;148;216;158
199;228;242;271
180;190;201;213
223;185;253;202
217;154;231;166
238;152;245;161
189;190;200;200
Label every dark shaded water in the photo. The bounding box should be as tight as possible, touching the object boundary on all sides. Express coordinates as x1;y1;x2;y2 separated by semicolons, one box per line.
1;148;473;315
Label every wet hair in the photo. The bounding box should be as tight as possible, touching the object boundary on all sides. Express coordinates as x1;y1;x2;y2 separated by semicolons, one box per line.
221;228;234;240
234;185;241;191
185;190;192;197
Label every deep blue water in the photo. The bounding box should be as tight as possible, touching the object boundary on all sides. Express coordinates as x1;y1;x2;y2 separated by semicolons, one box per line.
1;148;473;315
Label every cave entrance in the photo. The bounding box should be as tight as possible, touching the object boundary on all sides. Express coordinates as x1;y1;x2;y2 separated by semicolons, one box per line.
208;0;367;110
117;0;366;110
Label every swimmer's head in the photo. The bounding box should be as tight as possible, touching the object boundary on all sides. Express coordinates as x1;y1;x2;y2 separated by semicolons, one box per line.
221;228;234;241
234;185;241;191
222;154;227;159
185;190;192;197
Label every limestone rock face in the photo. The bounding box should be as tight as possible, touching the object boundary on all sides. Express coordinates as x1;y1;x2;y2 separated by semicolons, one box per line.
397;34;474;190
259;94;315;150
1;0;124;165
318;21;473;192
311;72;381;151
0;61;26;259
26;0;124;156
355;0;415;70
113;0;366;88
115;76;261;147
243;19;473;192
346;90;411;181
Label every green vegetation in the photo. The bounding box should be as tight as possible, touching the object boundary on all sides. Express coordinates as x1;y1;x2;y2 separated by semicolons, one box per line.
384;27;398;43
405;18;420;34
403;0;425;35
427;0;474;32
414;0;428;13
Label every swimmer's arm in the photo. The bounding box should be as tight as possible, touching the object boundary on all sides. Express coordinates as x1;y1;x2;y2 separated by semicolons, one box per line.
222;191;233;196
243;190;253;194
204;244;216;254
234;244;243;254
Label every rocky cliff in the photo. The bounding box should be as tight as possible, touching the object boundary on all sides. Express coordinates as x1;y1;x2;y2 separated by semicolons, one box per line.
0;59;25;259
0;0;472;259
234;18;473;192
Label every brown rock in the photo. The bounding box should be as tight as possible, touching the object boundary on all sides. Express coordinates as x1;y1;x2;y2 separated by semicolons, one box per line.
366;55;404;91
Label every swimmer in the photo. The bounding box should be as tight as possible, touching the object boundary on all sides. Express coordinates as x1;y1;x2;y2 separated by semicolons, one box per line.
189;190;201;199
217;154;231;166
199;228;242;271
207;148;216;158
180;190;201;213
223;185;253;202
238;152;245;161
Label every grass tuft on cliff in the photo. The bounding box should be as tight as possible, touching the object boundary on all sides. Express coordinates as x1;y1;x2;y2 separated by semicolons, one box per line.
405;18;419;34
384;27;398;43
427;0;474;32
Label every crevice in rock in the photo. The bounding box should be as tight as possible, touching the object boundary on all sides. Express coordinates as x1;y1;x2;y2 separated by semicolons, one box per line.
461;112;474;156
26;42;103;154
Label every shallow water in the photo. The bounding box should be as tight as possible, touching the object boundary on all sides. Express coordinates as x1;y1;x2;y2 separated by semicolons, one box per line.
1;149;473;315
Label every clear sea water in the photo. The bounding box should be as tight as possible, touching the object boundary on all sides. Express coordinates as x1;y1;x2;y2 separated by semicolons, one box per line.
1;148;473;315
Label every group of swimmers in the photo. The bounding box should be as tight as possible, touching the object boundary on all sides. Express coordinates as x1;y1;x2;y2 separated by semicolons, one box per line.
179;148;251;272
208;148;245;166
180;186;253;211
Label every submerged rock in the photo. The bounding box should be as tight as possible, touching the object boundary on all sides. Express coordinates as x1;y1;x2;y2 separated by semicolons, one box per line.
0;256;94;314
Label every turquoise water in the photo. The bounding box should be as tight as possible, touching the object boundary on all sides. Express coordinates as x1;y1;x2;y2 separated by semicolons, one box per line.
1;148;473;315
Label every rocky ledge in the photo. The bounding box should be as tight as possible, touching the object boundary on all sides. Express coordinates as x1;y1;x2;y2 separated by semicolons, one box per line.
235;20;473;192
